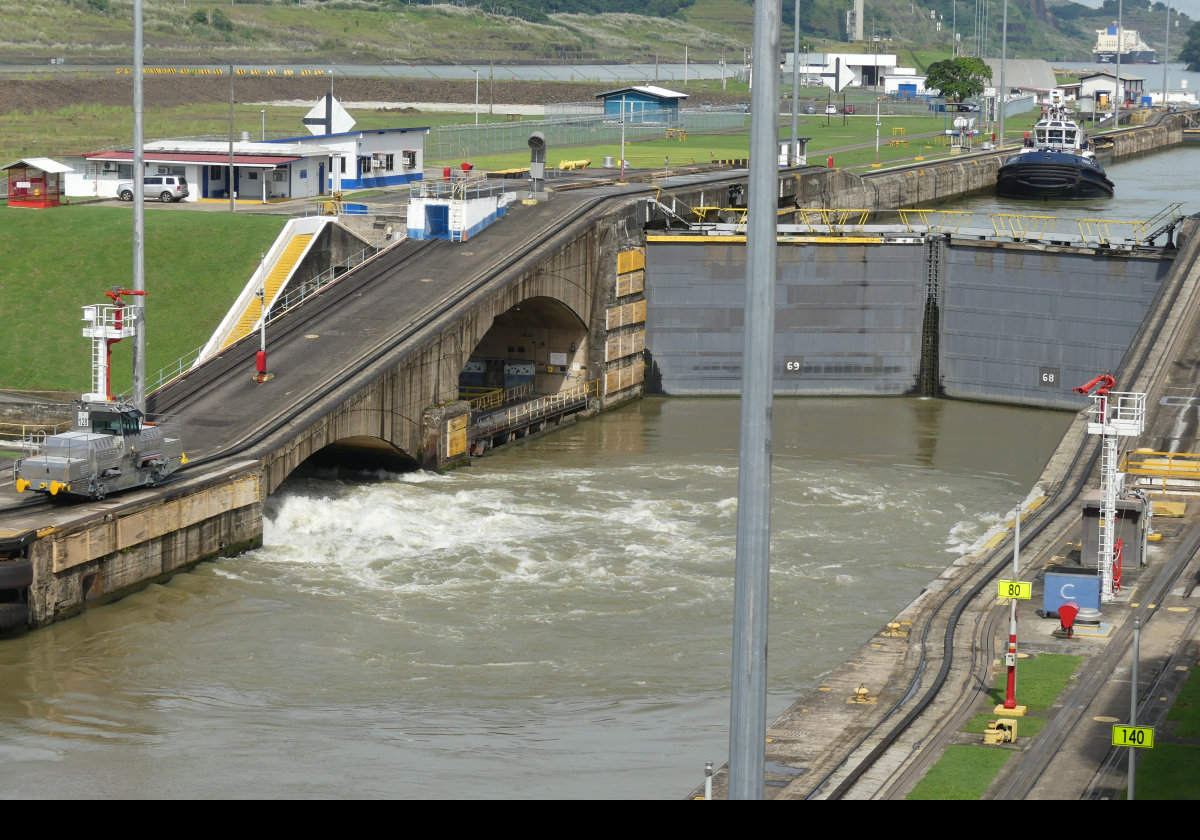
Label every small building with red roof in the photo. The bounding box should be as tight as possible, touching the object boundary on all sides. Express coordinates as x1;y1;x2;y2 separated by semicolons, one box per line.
3;157;74;208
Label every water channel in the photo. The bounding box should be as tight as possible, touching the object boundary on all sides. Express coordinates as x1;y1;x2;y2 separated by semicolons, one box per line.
0;147;1196;799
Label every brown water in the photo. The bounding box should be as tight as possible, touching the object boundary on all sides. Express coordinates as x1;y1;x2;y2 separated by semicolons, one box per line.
0;396;1071;799
0;147;1188;799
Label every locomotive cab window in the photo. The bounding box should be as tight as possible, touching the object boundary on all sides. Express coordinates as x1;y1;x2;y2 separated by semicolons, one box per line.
91;413;122;435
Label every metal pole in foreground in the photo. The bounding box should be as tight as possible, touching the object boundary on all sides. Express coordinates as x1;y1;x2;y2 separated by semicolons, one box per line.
728;0;780;800
1128;617;1140;800
132;0;146;412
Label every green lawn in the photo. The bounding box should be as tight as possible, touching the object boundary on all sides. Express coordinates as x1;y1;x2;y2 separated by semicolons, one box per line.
908;653;1084;799
907;745;1014;799
1133;664;1200;799
423;113;1042;174
0;205;286;395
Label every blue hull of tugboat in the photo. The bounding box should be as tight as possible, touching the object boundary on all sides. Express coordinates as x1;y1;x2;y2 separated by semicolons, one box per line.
995;150;1115;199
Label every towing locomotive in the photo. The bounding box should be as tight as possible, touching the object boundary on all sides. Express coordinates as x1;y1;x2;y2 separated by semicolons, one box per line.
13;289;187;501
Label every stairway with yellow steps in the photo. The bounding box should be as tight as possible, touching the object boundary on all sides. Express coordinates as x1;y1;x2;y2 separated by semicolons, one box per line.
219;233;313;351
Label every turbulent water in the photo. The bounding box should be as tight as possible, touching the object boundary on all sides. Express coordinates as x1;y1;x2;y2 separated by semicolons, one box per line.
0;148;1192;800
0;397;1071;799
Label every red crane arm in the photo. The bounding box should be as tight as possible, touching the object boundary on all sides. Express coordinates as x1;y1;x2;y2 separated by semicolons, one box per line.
1073;374;1115;396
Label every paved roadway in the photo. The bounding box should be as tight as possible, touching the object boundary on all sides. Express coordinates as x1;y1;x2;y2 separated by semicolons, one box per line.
149;193;594;464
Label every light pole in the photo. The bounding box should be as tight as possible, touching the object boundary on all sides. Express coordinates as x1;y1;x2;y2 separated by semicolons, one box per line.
1002;505;1021;711
1116;0;1123;117
1163;1;1170;108
260;109;265;141
999;0;1007;147
873;97;881;167
474;70;480;126
620;95;627;183
790;0;800;166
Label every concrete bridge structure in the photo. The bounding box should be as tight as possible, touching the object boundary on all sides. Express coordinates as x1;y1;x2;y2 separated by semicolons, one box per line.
0;110;1190;633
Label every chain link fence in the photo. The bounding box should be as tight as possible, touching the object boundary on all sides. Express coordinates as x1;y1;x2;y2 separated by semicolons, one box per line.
427;106;748;160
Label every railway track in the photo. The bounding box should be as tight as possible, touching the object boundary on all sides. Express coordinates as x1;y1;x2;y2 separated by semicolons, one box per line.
791;216;1200;800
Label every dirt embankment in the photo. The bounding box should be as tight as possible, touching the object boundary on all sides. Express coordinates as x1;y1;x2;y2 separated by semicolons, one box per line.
0;74;749;115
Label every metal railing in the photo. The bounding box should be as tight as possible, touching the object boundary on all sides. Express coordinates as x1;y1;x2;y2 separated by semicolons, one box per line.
1121;450;1200;494
426;109;747;161
464;381;534;411
473;381;593;436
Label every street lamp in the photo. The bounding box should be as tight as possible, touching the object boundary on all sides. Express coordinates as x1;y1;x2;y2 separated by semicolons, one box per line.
474;70;480;126
260;109;265;141
873;97;881;167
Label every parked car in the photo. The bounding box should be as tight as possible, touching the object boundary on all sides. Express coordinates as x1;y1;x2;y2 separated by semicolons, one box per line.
825;104;837;115
116;175;190;203
844;104;857;115
804;104;817;115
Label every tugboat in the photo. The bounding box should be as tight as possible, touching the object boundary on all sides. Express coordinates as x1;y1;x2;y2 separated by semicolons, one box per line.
995;107;1114;200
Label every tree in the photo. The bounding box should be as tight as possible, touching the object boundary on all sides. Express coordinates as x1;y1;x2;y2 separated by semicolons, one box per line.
210;7;233;33
924;57;992;102
1179;22;1200;71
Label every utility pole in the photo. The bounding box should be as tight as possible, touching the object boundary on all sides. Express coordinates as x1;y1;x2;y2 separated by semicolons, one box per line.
873;97;881;167
999;0;1007;147
228;64;236;213
1116;0;1123;117
790;0;800;165
1162;2;1170;108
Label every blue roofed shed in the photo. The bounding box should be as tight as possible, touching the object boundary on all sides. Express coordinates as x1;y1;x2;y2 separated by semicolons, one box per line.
596;85;688;124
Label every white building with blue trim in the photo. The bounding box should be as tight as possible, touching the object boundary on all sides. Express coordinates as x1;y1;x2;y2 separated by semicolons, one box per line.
270;125;430;191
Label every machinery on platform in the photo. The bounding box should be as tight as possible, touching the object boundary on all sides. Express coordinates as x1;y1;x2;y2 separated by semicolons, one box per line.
1073;373;1145;602
13;289;187;501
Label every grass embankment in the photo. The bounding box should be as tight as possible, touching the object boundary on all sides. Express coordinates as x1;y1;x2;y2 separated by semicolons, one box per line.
907;654;1084;800
907;654;1200;800
0;205;286;395
1132;664;1200;800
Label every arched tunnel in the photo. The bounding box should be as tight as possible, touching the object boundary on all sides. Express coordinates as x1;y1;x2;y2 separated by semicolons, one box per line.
290;294;590;480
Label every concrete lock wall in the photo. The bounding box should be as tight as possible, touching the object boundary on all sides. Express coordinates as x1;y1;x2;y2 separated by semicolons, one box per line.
26;467;263;628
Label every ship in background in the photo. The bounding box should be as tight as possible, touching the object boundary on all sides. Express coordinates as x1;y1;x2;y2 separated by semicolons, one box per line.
1093;24;1158;64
